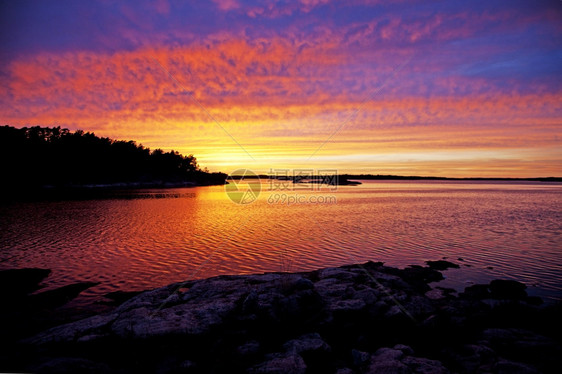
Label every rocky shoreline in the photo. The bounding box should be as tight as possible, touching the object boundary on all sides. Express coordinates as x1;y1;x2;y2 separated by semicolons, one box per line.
1;261;561;373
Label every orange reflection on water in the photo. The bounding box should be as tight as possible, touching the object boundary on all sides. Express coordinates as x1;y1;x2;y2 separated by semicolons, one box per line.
0;181;561;302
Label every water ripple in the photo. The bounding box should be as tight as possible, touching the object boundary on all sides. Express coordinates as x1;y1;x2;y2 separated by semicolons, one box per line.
1;182;561;302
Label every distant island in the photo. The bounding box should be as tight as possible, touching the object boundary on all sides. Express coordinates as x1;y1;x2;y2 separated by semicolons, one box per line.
0;125;226;195
339;174;562;182
234;173;561;183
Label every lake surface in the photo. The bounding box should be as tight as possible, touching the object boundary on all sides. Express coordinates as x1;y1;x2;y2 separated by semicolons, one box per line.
1;180;561;303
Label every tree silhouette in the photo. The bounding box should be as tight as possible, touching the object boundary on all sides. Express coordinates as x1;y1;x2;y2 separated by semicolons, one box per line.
0;125;226;192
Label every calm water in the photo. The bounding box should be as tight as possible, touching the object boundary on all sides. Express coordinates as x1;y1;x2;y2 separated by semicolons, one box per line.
1;180;561;302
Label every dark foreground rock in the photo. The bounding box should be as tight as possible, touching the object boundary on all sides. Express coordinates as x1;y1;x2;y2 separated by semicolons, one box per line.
425;260;460;271
2;262;561;373
0;267;51;297
0;268;101;344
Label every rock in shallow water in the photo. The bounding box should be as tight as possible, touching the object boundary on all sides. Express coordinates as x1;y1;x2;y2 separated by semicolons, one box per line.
489;279;527;300
425;260;460;271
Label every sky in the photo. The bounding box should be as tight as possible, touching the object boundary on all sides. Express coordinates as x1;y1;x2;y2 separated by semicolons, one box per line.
1;0;561;177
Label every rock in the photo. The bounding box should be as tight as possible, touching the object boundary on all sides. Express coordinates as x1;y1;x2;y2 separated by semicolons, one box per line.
0;268;51;297
425;288;445;300
272;289;323;322
319;267;356;280
480;327;562;372
367;356;408;374
76;334;104;343
525;296;543;306
293;278;314;291
25;313;118;344
482;328;559;358
442;344;496;373
115;285;176;313
393;266;444;293
461;284;491;300
329;299;366;313
335;368;354;374
112;294;241;338
30;277;248;342
245;273;283;284
182;276;248;300
11;261;557;374
242;290;259;313
249;352;307;374
372;347;404;361
404;296;435;317
33;357;113;374
494;359;538;374
31;282;100;309
362;261;386;269
103;290;142;305
402;356;449;374
314;278;354;298
254;290;284;318
425;260;460;271
435;287;456;296
367;347;449;374
482;328;540;345
384;304;404;319
354;288;378;304
489;280;527;300
283;333;330;354
179;359;196;369
393;344;414;355
351;349;371;367
238;340;261;356
0;271;97;344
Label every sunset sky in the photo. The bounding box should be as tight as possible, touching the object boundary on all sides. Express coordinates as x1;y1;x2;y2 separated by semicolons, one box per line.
1;0;561;177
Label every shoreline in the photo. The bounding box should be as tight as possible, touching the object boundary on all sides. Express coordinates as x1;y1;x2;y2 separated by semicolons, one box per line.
0;180;226;202
1;261;561;373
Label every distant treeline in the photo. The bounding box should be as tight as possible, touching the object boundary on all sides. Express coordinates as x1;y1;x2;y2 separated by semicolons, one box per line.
239;174;561;182
0;125;226;190
340;174;562;182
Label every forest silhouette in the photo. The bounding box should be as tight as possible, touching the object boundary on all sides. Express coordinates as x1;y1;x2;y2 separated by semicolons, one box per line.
0;125;226;192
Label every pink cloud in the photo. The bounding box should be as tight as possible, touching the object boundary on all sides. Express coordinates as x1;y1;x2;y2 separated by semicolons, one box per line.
153;0;170;15
211;0;240;11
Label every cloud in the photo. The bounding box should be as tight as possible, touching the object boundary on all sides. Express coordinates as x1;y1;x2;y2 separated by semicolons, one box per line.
1;39;559;164
211;0;240;11
154;0;170;15
1;0;561;176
